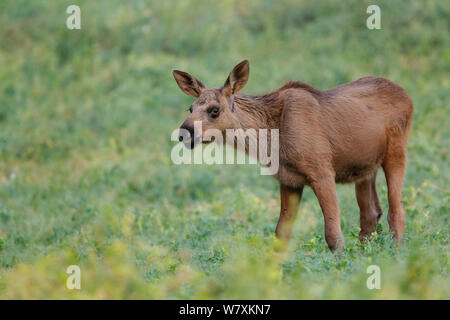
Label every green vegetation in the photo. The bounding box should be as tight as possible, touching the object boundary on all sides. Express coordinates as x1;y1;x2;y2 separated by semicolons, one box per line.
0;0;448;299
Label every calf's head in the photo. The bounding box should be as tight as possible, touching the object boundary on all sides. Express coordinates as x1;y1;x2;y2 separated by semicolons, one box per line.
173;60;249;149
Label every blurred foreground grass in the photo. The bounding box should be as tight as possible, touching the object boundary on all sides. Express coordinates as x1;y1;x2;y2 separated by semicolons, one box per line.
0;0;448;299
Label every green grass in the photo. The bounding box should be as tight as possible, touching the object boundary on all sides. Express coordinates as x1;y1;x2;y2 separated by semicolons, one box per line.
0;0;448;299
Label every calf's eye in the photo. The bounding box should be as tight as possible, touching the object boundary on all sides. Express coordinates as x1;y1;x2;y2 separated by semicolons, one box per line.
210;107;220;118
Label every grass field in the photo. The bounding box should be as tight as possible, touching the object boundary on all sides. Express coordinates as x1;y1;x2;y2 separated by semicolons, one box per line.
0;0;448;299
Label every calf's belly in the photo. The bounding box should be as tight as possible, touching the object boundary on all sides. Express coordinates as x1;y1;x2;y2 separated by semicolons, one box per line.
331;117;387;183
332;142;386;183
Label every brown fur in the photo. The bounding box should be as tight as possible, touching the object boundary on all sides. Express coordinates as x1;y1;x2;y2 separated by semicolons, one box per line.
173;60;413;252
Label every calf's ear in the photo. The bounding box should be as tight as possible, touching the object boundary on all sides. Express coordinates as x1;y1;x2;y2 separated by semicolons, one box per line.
222;60;250;97
172;70;205;97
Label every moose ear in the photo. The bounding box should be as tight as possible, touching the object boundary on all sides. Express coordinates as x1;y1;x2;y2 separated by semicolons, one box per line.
172;70;206;97
222;60;250;97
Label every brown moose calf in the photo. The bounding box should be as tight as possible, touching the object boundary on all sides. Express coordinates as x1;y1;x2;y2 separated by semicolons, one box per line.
173;60;413;252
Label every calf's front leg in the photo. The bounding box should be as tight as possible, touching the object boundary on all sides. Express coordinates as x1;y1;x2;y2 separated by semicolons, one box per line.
310;175;344;252
275;185;303;250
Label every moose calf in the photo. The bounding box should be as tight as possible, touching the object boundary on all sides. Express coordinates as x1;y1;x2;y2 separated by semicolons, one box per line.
173;60;413;252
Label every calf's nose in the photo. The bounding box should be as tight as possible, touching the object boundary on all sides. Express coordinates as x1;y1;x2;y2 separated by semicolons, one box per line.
179;121;194;142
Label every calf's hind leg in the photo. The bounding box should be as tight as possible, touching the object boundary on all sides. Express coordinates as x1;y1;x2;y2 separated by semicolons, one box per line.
383;156;406;243
370;172;383;220
355;171;383;242
383;136;408;243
